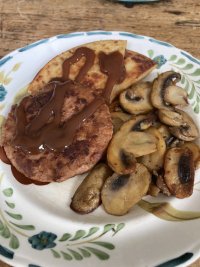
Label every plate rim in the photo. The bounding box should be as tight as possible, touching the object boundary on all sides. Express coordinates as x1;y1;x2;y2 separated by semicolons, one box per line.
0;30;200;267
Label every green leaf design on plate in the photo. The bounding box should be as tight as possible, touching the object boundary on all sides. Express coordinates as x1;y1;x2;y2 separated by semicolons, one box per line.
68;249;83;260
194;103;200;114
51;249;61;258
147;49;154;58
175;58;186;65
1;225;11;238
10;222;35;230
102;224;115;234
181;75;185;84
69;230;86;241
90;241;115;250
83;227;99;239
78;248;91;258
9;234;19;249
3;188;13;197
0;219;4;231
5;211;22;220
113;223;125;235
5;201;15;209
60;251;73;260
188;83;195;99
190;68;200;76
59;233;71;242
84;246;109;260
169;55;177;61
182;63;193;70
184;79;190;93
138;200;200;221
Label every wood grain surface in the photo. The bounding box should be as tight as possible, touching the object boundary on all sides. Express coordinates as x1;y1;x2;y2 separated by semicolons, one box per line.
0;0;200;266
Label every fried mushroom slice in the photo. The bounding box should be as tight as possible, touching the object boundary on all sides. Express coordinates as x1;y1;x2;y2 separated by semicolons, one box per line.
180;142;200;170
70;164;112;214
156;174;171;196
151;71;182;109
101;163;151;216
111;112;131;133
164;85;188;106
107;117;157;174
138;127;166;171
158;109;185;127
164;147;195;198
119;82;153;115
169;110;199;141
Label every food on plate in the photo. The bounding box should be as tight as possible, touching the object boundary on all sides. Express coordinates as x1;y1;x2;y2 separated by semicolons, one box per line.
138;127;166;171
28;41;156;102
101;163;151;215
1;40;156;183
111;111;132;133
164;147;195;198
119;82;153;114
151;71;187;109
0;37;199;216
107;114;156;174
2;83;113;182
70;163;112;214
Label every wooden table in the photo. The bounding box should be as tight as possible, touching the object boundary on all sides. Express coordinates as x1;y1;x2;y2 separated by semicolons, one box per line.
0;0;200;266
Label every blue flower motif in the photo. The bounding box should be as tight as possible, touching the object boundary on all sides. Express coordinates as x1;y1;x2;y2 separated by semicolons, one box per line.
0;84;7;101
153;55;167;69
28;231;57;250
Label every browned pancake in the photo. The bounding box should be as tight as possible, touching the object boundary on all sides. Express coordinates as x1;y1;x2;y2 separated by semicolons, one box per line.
2;83;113;182
28;41;156;102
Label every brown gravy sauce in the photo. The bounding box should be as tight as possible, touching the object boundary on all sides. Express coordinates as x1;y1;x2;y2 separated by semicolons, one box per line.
1;46;125;185
0;146;48;185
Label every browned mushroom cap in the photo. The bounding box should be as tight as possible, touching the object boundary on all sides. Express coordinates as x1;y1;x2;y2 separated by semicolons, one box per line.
70;164;113;214
138;127;166;171
164;85;188;106
111;112;132;133
151;71;182;109
180;142;200;170
169;110;199;141
119;82;154;115
101;163;151;216
164;147;195;198
107;116;157;174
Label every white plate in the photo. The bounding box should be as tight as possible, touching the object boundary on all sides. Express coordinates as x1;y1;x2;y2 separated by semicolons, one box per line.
0;31;200;267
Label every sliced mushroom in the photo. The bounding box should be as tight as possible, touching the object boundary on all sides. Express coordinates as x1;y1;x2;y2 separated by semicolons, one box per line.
164;85;188;106
107;116;157;174
70;164;112;214
156;174;171;196
111;112;131;133
180;142;200;170
101;163;151;215
138;127;166;171
169;109;199;141
119;82;154;115
164;147;195;198
148;182;160;197
158;109;185;127
156;123;180;147
151;71;182;109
